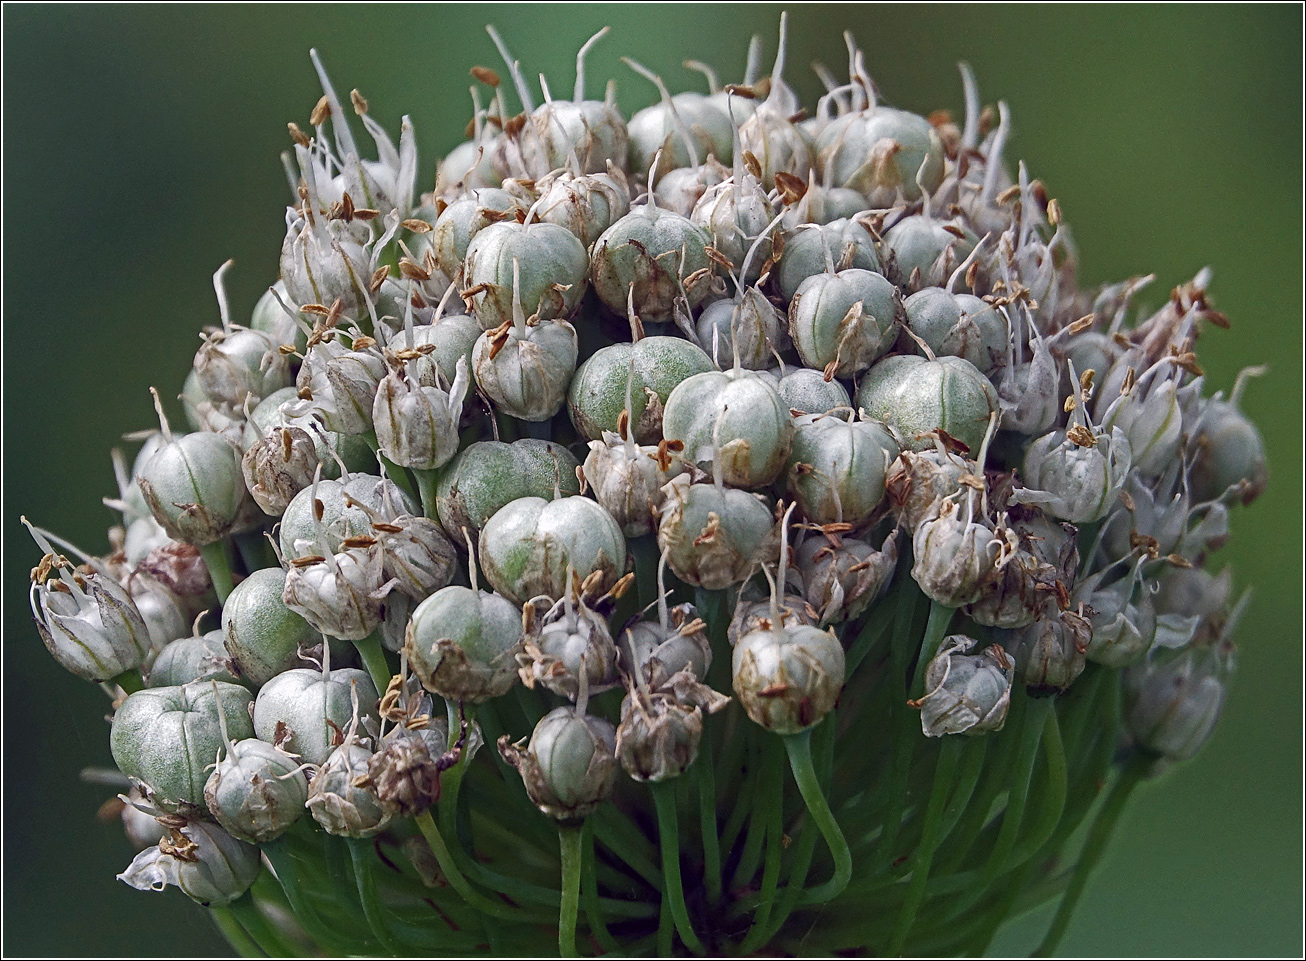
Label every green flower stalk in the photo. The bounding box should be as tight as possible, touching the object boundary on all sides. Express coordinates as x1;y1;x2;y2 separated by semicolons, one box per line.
22;17;1269;959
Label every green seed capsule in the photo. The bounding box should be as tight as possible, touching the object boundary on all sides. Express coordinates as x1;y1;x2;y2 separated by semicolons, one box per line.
915;635;1014;737
775;218;880;306
117;818;261;907
434;440;581;543
222;567;319;687
110;681;255;811
498;706;619;822
856;354;999;454
205;737;308;843
463;222;589;331
785;411;899;528
406;585;523;703
662;370;794;489
733;621;844;734
252;664;378;765
591;205;714;324
568;338;714;445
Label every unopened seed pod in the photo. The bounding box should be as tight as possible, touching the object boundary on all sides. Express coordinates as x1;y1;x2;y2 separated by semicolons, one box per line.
252;663;378;765
815;106;945;206
205;737;308;844
307;740;395;838
655;474;776;590
498;706;619;822
775;218;880;306
463;221;589;330
149;629;243;689
110;681;255;810
406;582;523;703
785;411;899;528
733;621;844;734
1124;636;1234;762
662;370;794;489
914;635;1014;737
222;567;319;687
568;338;714;445
433;439;581;542
856;354;999;454
137;407;250;546
903;288;1009;377
591;204;714;323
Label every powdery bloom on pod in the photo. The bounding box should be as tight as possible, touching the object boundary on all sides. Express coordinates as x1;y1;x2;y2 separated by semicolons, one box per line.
406;574;523;703
655;474;777;590
252;652;379;766
498;703;619;823
789;268;903;380
784;410;899;529
462;221;589;332
856;353;1000;456
204;737;309;844
117;816;261;907
478;495;626;607
696;287;787;372
775;218;880;305
733;621;844;734
911;635;1014;737
433;439;582;543
222;567;319;687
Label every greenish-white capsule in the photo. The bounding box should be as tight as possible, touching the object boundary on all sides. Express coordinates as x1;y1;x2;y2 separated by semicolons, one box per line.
534;167;631;248
691;178;777;286
769;367;852;416
582;432;687;537
307;740;396;838
110;681;255;810
137;428;250;547
222;567;319;687
472;316;577;422
279;473;417;561
148;629;242;688
902;288;1009;377
290;339;388;436
775;218;880;305
241;425;318;517
856;354;999;454
732;622;844;734
434;440;581;543
915;635;1014;737
798;529;898;627
478;495;626;606
250;280;308;354
696;289;786;371
406;585;523;703
655;475;776;590
1124;637;1234;762
568;337;714;445
881;215;978;290
789;268;902;379
204;737;308;843
386;312;481;391
252;665;379;765
785;412;899;528
117;818;261;907
911;495;1002;608
618;612;712;691
371;356;469;471
242;387;374;478
463;221;589;331
590;205;714;324
498;706;619;822
815;106;945;206
1017;425;1132;523
627;93;733;180
662;370;794;489
1187;395;1267;505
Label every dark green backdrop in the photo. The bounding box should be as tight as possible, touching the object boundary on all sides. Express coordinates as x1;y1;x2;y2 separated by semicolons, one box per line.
4;4;1300;956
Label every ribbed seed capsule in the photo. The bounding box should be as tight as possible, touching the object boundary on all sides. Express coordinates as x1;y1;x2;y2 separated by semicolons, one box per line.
784;411;899;529
433;439;581;543
856;354;1000;454
307;740;395;838
498;706;619;823
463;221;589;331
789;268;903;379
204;737;308;843
222;567;319;686
912;635;1014;737
662;370;794;489
117;817;261;907
252;654;379;766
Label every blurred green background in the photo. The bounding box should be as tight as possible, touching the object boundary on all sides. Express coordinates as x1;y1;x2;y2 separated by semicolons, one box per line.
3;4;1300;956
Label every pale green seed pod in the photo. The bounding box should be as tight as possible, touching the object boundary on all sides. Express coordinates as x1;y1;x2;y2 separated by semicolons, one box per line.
627;94;733;180
1079;569;1157;669
307;740;396;838
582;432;687;537
769;366;852;416
786;411;899;528
733;621;844;734
205;737;308;843
696;289;786;371
912;495;1002;607
25;522;152;682
655;475;776;590
241;425;319;516
902;288;1009;377
591;205;714;323
463;221;589;330
194;326;292;410
534;167;631;248
242;387;374;479
691;179;777;286
149;629;243;688
882;214;978;290
253;664;379;765
798;529;897;627
653;159;730;217
222;567;319;687
478;495;626;606
498;706;619;822
1008;604;1092;695
519;588;622;701
568;337;714;445
406;584;523;703
472;315;578;422
429;188;528;283
856;354;999;454
775;218;880;305
117;818;261;907
815;107;945;206
1124;636;1234;762
618;612;712;691
386;312;481;391
278;472;417;561
1018;425;1132;523
662;370;794;489
281;541;390;642
290;339;388;436
915;635;1014;737
1187;394;1267;505
250;280;308;354
110;681;255;810
137;427;250;547
434;440;581;543
435;140;503;201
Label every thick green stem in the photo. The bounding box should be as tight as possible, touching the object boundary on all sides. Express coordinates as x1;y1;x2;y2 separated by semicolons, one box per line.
210;904;266;958
887;735;962;953
696;737;723;905
261;836;362;955
785;729;852;904
413;466;441;520
652;780;706;954
347;836;411;954
352;631;393;696
414;810;523;922
1009;705;1068;866
1033;753;1150;957
199;539;235;604
227;890;300;957
581;819;620;953
873;580;924;869
844;610;892;680
908;600;955;697
363;431;419;501
558;824;583;958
